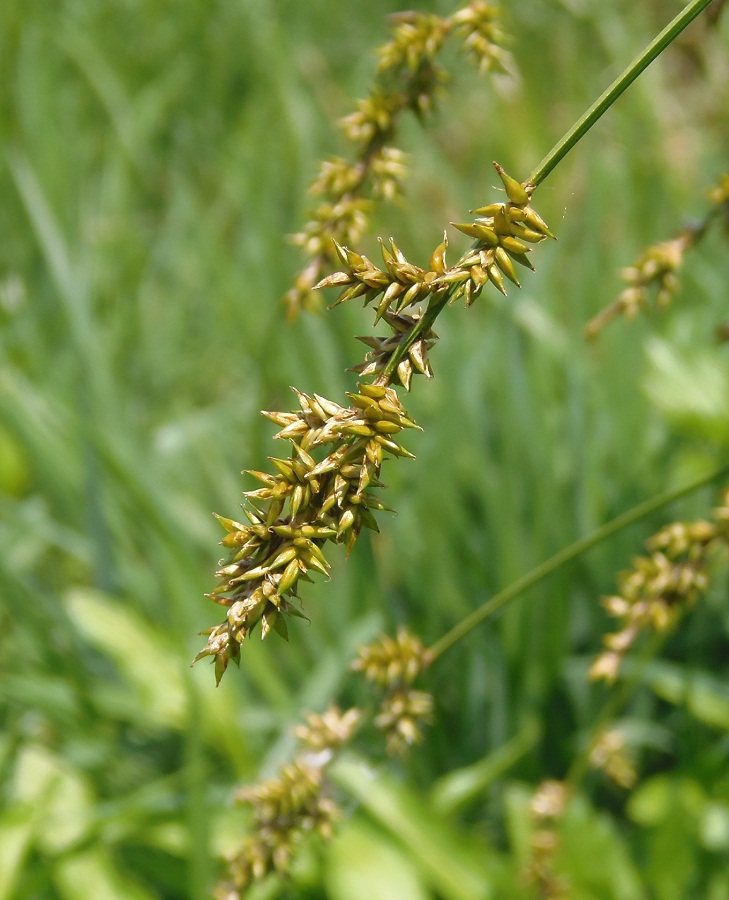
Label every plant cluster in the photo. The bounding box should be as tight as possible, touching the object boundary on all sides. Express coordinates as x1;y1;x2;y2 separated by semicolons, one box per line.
199;0;729;896
215;629;432;896
587;727;638;790
194;383;420;683
195;156;554;684
196;133;557;680
4;0;729;897
216;707;358;897
351;626;433;755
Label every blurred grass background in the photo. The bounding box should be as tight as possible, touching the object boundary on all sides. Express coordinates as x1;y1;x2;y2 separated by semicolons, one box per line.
1;0;728;897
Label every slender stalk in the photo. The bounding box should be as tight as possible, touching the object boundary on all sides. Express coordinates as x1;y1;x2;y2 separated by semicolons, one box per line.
426;461;729;663
526;0;714;187
381;0;712;385
382;290;452;382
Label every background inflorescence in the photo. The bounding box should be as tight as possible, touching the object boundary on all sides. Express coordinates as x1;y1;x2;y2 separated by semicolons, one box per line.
590;488;729;684
284;2;511;317
585;171;729;339
215;627;432;896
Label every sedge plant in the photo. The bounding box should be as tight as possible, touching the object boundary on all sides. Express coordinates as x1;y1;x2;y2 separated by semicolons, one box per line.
193;2;729;896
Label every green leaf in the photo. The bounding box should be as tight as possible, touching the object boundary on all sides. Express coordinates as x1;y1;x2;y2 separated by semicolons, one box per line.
325;818;429;900
627;775;706;828
65;588;187;730
635;660;729;730
0;805;38;900
626;775;706;900
558;793;646;899
644;338;729;445
332;754;494;900
431;718;540;816
51;848;156;900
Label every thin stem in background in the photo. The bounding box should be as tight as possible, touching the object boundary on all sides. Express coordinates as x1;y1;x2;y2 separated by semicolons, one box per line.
426;461;729;663
527;0;714;187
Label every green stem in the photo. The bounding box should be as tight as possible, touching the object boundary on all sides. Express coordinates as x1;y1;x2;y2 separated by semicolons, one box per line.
526;0;714;188
381;0;712;384
382;290;452;382
427;461;729;663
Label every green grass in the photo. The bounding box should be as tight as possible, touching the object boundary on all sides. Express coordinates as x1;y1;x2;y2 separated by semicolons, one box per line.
1;1;728;897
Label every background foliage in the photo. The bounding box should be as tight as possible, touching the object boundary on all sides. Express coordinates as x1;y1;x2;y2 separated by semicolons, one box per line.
1;0;728;897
